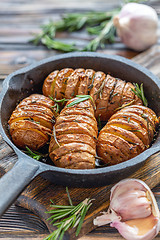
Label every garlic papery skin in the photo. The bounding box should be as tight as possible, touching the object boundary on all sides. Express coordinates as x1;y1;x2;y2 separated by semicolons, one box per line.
94;179;160;240
113;3;159;51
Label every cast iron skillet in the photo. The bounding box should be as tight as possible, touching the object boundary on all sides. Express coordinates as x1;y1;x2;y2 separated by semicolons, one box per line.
0;52;159;217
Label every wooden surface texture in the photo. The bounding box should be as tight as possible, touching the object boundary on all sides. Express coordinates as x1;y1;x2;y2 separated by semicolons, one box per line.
0;0;160;239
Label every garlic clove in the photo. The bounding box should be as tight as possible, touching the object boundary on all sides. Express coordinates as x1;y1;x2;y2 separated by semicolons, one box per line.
113;3;159;51
94;179;160;240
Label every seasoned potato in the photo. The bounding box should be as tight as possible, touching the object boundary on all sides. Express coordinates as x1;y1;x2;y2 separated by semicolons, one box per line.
43;69;143;121
8;94;56;150
97;105;159;165
49;97;98;169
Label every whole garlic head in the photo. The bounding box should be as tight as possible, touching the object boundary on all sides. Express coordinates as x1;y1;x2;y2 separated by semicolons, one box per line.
113;3;159;51
94;179;160;240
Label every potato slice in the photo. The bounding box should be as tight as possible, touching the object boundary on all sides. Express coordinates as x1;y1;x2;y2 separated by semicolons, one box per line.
103;125;145;154
65;68;85;99
51;142;95;159
106;79;126;120
42;70;59;97
54;68;74;99
95;74;118;121
110;111;154;142
53;152;95;169
107;118;150;147
78;69;95;95
55;122;98;139
49;133;96;152
98;132;138;161
56;114;97;131
90;71;106;103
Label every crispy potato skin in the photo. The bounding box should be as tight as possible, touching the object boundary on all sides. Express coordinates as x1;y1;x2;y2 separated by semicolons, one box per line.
8;94;56;151
42;69;143;121
49;98;98;169
97;105;159;165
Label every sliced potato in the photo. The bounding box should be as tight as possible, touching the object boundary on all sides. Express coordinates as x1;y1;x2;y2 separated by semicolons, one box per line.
95;74;117;121
8;94;55;150
49;98;97;169
54;68;74;99
65;68;85;99
42;70;59;97
78;69;95;95
53;152;95;169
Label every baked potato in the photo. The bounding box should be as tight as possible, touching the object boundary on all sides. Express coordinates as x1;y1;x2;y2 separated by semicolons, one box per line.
42;68;142;121
8;94;56;150
49;97;98;169
97;105;159;165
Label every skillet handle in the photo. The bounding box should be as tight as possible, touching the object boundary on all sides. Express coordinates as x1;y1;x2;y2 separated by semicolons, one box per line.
0;159;39;217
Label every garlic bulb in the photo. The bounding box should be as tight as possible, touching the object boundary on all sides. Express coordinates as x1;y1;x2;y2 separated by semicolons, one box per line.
94;179;160;240
113;3;159;51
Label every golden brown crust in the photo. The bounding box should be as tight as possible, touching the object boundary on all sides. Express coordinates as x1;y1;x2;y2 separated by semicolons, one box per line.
42;70;59;97
95;74;116;121
107;118;150;147
8;94;55;150
65;68;85;99
56;114;97;131
49;98;97;169
78;69;95;95
54;152;95;169
49;133;96;153
90;71;106;103
97;105;158;165
54;68;74;99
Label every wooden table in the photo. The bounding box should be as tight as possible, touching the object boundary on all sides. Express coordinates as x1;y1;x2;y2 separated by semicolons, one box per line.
0;0;160;239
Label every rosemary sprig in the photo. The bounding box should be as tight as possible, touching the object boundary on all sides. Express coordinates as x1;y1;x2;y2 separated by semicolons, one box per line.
31;10;118;52
84;15;117;51
67;95;94;107
131;83;148;107
44;187;93;240
24;146;48;161
49;96;69;112
42;35;78;52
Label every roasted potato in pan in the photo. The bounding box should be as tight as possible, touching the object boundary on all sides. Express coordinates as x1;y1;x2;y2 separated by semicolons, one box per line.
42;68;142;122
49;97;98;169
97;105;159;165
8;94;56;151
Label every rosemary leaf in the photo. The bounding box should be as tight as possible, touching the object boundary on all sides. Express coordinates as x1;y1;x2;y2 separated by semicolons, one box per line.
66;187;73;206
24;146;48;161
41;35;78;52
66;95;92;107
131;83;148;107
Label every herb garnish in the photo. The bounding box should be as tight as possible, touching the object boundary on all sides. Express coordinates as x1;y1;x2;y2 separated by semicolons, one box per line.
49;96;69;112
31;10;118;52
67;95;94;108
25;146;48;161
131;83;148;107
44;187;93;240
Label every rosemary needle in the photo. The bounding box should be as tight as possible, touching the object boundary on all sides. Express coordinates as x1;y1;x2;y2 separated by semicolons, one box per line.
131;83;148;106
67;95;94;107
24;146;48;161
44;187;93;240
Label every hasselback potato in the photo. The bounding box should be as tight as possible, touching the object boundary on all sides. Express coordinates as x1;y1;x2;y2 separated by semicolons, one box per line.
97;105;159;165
8;94;56;150
49;97;98;169
42;68;142;121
